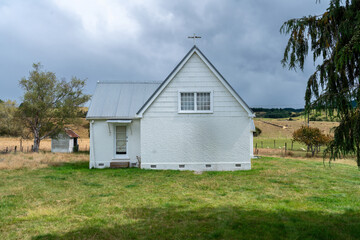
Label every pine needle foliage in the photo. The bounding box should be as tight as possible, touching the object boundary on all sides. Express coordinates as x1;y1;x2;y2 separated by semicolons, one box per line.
281;0;360;168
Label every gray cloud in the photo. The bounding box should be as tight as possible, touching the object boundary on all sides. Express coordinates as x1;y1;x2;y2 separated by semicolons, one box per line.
0;0;330;108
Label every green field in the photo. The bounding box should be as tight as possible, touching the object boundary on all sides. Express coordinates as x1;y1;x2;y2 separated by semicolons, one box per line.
1;157;360;239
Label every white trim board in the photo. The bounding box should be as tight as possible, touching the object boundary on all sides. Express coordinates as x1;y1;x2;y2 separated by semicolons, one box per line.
141;162;251;171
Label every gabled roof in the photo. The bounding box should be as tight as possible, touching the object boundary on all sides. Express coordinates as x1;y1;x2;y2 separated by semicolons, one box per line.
86;82;161;119
86;46;254;120
64;129;80;138
136;45;254;117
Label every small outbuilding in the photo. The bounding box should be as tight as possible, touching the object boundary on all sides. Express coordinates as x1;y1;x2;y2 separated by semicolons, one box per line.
51;129;80;153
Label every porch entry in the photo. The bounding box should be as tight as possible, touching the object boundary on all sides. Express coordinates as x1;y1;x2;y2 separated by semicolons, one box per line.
116;126;127;155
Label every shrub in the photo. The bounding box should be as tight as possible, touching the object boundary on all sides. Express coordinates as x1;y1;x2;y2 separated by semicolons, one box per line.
253;127;262;137
292;126;332;157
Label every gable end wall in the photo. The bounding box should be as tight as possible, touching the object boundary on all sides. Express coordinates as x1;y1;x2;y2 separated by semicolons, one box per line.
141;53;252;171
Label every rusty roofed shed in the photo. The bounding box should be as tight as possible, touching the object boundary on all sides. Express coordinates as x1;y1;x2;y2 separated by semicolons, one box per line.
51;129;80;153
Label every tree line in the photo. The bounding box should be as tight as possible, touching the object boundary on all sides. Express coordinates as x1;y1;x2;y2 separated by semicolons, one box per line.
252;108;303;118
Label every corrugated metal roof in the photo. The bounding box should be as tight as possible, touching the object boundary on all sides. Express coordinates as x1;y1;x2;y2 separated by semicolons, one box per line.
86;82;161;119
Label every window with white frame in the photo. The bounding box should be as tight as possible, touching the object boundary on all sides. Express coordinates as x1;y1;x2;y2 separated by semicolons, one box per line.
179;91;212;112
115;126;127;155
197;92;211;111
180;92;195;110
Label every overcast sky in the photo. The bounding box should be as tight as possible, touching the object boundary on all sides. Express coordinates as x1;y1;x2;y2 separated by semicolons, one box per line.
0;0;330;108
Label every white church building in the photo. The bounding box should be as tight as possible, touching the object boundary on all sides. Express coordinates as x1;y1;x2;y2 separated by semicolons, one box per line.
86;45;255;171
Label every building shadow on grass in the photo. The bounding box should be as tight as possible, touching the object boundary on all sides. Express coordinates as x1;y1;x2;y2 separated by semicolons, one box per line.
50;161;89;170
32;206;360;240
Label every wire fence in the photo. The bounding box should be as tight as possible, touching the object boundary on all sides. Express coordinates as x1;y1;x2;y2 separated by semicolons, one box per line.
0;138;90;154
253;138;325;158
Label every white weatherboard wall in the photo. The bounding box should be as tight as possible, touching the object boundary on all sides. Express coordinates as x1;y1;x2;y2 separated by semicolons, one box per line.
51;133;73;153
141;52;252;171
250;132;254;158
89;119;141;168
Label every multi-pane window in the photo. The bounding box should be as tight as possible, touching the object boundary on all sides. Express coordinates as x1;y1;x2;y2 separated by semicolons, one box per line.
180;92;195;110
197;92;211;111
179;92;212;112
116;126;127;154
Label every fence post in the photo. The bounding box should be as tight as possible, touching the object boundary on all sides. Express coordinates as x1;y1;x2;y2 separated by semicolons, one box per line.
6;147;8;153
291;141;293;150
14;146;17;153
20;138;23;152
274;140;276;148
285;142;287;155
261;141;263;148
255;143;257;155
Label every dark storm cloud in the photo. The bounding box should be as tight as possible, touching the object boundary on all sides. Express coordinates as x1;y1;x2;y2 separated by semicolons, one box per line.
0;0;330;108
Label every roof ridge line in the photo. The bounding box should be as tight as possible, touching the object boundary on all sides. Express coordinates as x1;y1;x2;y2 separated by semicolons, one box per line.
97;81;162;84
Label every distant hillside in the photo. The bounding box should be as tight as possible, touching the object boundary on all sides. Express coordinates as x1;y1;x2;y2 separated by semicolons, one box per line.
252;108;304;118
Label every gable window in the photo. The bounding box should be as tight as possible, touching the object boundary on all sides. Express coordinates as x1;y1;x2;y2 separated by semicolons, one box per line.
115;126;127;155
197;92;211;111
179;91;213;113
180;92;195;110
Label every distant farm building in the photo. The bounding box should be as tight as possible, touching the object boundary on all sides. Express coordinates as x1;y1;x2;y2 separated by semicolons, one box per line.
51;129;79;153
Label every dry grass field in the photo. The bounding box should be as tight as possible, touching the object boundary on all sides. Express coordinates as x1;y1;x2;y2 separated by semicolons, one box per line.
0;152;89;170
0;118;90;152
254;118;338;139
0;137;90;152
253;118;345;159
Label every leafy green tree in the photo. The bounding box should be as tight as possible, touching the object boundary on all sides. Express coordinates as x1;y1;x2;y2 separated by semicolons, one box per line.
281;0;360;168
18;63;91;152
0;100;24;136
293;126;332;157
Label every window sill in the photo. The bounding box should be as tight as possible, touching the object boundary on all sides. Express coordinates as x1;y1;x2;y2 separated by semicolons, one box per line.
113;155;130;160
178;111;213;114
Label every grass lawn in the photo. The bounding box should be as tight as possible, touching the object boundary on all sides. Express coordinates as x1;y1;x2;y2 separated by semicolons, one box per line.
1;156;360;239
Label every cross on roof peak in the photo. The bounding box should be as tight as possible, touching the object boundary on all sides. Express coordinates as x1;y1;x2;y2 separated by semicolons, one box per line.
188;33;201;44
